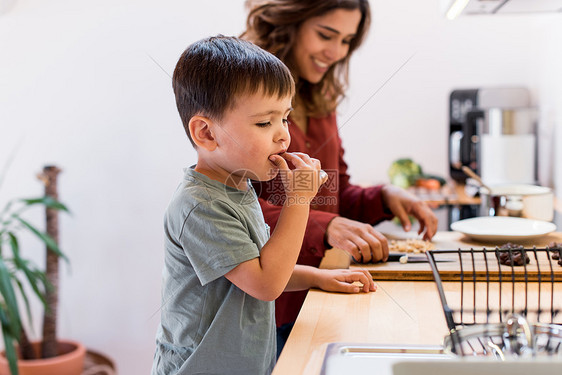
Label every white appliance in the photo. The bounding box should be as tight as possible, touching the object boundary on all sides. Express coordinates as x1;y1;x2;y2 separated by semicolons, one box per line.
448;87;536;185
479;107;537;185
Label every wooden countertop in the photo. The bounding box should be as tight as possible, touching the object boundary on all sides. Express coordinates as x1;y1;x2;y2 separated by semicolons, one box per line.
272;282;447;375
409;182;561;210
273;230;562;375
403;181;480;206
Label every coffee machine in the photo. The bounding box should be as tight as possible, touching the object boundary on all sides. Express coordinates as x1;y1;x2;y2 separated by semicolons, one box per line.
448;87;537;184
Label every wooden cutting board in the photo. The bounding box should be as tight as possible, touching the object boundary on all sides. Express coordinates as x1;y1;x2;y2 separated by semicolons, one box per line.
348;231;562;281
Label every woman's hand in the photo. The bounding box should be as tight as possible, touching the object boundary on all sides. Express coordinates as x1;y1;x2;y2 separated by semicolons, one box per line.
313;268;376;293
325;217;389;263
381;184;438;240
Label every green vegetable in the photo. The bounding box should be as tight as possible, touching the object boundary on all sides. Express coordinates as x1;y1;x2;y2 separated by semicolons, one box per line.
388;158;447;188
387;158;422;188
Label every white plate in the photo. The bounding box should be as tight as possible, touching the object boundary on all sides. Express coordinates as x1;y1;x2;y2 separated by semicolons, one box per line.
450;216;556;242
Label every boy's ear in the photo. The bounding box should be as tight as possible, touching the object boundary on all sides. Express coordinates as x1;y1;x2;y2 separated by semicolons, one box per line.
189;116;217;151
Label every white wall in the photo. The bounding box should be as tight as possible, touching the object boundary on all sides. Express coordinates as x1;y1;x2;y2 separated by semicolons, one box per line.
538;18;562;198
0;0;560;373
340;2;561;187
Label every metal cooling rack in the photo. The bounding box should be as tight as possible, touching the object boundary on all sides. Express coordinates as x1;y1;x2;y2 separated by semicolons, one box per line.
427;247;562;358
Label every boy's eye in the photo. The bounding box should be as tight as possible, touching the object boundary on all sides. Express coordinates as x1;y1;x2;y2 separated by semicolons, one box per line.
282;118;289;125
256;122;271;128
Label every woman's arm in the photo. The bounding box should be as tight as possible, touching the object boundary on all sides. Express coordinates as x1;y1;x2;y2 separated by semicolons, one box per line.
258;198;338;264
326;131;437;263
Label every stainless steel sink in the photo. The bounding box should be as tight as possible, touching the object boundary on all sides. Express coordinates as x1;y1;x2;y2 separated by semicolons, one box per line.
321;342;562;375
320;343;451;375
393;359;562;375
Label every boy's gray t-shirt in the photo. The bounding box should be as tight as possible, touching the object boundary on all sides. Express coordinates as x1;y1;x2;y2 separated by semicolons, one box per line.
152;167;276;375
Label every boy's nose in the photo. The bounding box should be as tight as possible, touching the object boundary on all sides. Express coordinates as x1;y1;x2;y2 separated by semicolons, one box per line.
275;123;290;146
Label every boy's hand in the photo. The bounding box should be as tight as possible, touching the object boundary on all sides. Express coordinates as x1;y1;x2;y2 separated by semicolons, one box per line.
269;152;326;205
314;268;376;293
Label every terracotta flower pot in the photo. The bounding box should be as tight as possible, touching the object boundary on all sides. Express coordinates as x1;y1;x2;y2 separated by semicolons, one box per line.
0;340;86;375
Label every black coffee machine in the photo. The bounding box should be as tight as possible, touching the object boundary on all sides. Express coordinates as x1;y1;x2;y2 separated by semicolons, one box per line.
448;87;531;182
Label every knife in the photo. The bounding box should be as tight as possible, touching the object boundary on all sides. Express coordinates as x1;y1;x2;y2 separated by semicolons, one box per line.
387;252;454;263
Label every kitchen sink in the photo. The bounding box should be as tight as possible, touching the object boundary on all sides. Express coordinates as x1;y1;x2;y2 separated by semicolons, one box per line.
320;343;451;375
321;342;562;375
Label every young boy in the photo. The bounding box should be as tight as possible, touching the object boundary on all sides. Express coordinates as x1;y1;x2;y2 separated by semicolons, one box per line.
152;36;374;375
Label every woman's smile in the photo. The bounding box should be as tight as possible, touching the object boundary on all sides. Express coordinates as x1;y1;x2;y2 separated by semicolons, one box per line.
312;57;330;72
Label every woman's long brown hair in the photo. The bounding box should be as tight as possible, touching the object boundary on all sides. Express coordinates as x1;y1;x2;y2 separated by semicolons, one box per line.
241;0;371;117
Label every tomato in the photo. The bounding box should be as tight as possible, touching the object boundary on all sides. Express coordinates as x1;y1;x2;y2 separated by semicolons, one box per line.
415;178;441;190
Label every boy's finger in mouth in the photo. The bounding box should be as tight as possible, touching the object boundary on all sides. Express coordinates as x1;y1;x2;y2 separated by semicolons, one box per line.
269;151;288;168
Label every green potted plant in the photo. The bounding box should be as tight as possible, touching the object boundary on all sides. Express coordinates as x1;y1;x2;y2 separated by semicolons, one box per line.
0;166;85;375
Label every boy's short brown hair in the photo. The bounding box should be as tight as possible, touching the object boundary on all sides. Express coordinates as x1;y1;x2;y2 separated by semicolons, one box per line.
173;35;295;147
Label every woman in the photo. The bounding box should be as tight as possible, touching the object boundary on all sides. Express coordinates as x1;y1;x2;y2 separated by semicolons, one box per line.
242;0;438;351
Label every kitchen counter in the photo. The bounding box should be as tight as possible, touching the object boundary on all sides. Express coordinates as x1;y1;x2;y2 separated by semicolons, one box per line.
271;282;447;375
272;230;562;375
